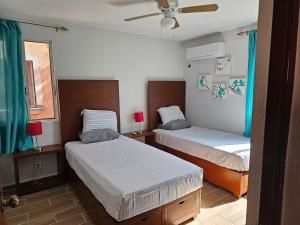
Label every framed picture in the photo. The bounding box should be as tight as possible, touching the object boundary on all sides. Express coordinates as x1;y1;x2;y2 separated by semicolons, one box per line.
212;82;228;100
198;74;211;90
229;77;246;96
216;56;232;75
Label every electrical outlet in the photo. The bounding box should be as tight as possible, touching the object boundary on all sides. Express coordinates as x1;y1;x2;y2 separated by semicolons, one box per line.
35;160;42;170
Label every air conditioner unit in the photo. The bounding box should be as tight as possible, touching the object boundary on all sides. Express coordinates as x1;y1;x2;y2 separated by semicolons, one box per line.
186;42;226;61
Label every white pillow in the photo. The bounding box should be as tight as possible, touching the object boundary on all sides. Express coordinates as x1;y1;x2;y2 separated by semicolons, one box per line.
157;105;185;125
82;109;118;133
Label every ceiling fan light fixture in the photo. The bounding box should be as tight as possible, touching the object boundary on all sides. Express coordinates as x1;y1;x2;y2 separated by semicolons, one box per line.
161;16;176;29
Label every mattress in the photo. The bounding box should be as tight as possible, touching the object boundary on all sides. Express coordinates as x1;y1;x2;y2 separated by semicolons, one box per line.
154;126;251;171
65;136;203;221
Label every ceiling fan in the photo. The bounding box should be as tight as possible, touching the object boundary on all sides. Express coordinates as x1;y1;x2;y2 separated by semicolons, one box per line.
123;0;219;30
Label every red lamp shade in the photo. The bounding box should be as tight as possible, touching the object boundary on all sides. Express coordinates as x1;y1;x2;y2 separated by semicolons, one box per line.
28;121;43;136
134;112;144;123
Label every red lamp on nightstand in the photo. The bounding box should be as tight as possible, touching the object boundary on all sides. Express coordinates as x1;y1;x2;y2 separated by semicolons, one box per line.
134;112;144;134
28;121;43;151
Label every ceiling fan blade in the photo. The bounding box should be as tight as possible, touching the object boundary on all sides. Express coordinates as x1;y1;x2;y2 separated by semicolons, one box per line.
172;17;180;29
110;0;152;6
179;4;219;14
124;13;161;21
156;0;169;8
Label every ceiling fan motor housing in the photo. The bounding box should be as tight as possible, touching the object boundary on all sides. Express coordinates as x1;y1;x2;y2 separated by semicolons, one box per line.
167;0;179;9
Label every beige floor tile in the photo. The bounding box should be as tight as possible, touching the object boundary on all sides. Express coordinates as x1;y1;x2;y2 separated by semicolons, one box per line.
220;205;247;222
50;192;78;206
55;205;85;222
26;188;67;206
23;215;56;225
198;215;232;225
27;203;53;221
52;214;85;225
5;213;28;225
233;216;246;225
5;205;29;219
202;183;219;195
202;188;230;208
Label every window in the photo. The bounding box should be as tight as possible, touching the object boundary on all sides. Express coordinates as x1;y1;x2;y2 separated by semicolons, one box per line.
24;41;55;120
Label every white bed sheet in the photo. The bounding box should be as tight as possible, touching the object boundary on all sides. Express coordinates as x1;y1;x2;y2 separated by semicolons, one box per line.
154;126;251;171
65;136;203;221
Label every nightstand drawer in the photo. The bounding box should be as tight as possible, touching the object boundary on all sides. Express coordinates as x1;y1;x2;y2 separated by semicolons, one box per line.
162;190;200;225
122;207;161;225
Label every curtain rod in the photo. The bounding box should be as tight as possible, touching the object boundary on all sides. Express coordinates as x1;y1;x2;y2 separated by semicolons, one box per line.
237;30;250;36
3;18;69;31
19;21;69;32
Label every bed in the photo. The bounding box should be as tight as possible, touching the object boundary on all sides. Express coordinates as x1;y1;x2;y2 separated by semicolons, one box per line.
148;81;249;198
154;126;250;172
58;80;203;225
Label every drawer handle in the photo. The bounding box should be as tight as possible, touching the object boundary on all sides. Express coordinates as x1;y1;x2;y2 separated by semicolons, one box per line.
179;201;185;205
141;217;148;222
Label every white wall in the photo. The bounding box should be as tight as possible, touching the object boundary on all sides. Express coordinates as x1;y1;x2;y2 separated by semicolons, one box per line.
0;23;184;186
182;27;255;134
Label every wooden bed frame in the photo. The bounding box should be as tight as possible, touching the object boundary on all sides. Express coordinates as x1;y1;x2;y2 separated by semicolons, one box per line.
58;80;201;225
148;81;248;198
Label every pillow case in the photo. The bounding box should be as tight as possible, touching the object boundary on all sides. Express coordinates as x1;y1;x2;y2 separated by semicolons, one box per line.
158;119;191;130
82;109;118;133
79;129;120;144
157;105;185;125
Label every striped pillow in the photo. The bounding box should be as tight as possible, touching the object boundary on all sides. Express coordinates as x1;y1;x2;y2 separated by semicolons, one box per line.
82;109;118;133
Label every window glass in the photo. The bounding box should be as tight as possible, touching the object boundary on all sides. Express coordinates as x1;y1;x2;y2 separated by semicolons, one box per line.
24;41;55;120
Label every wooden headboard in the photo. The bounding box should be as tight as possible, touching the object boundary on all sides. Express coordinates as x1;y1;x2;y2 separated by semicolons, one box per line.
58;80;120;144
148;81;186;130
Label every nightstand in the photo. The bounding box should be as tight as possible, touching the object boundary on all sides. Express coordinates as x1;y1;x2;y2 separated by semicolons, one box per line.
13;145;66;196
123;130;155;146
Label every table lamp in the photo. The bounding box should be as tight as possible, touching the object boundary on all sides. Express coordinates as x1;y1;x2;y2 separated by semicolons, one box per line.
28;121;43;151
134;112;144;134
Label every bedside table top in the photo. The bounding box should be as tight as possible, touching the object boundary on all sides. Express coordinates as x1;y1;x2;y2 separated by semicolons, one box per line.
123;130;155;139
13;144;64;159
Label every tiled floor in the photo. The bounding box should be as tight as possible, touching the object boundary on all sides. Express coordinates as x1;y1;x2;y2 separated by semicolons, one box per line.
4;182;247;225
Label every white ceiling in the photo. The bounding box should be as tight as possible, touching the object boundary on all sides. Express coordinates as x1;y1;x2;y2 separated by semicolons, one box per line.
0;0;259;41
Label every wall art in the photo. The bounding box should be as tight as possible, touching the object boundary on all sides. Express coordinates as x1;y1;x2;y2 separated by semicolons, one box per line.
229;77;246;96
212;82;228;100
198;74;211;90
216;56;232;75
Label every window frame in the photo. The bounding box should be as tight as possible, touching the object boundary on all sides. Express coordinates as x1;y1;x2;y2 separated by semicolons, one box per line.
24;39;58;121
25;59;37;108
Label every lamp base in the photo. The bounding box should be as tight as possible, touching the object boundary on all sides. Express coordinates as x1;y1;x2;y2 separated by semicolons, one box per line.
33;136;42;152
137;122;143;134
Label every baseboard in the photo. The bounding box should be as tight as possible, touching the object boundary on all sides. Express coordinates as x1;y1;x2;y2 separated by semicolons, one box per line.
10;174;67;196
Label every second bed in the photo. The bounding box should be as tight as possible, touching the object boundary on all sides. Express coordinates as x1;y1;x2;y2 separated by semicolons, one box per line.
65;135;203;221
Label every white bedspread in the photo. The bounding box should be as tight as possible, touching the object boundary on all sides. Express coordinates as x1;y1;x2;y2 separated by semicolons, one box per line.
154;126;250;171
65;136;203;221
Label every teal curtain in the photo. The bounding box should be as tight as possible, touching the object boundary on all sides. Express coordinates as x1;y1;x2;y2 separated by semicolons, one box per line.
0;19;33;154
244;30;257;137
